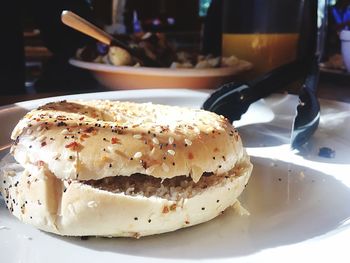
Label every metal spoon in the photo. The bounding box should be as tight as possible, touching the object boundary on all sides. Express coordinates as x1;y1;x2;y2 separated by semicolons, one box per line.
61;10;162;67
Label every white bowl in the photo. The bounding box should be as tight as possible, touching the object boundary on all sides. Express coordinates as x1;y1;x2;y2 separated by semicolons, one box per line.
69;59;252;90
340;30;350;72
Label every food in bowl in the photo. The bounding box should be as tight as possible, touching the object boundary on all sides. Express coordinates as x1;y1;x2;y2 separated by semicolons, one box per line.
0;100;252;237
76;32;252;70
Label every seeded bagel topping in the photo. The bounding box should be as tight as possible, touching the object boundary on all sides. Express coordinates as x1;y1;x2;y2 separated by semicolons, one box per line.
10;100;242;182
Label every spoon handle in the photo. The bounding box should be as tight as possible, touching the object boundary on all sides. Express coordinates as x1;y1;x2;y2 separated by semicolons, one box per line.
61;10;112;45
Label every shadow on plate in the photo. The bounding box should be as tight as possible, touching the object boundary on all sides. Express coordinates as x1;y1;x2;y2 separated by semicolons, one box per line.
238;123;292;148
52;157;350;259
233;94;296;148
237;100;350;165
293;107;350;165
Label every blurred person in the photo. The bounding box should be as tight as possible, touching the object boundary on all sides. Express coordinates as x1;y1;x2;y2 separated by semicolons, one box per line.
330;0;350;32
325;0;350;57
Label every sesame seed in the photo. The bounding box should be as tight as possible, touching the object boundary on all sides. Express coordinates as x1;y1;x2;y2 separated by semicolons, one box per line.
152;137;159;145
184;139;192;146
53;153;61;160
87;201;97;208
134;217;138;221
167;149;175;156
36;126;43;132
168;137;174;144
38;136;47;142
133;134;142;139
61;129;69;135
162;163;169;172
133;152;142;159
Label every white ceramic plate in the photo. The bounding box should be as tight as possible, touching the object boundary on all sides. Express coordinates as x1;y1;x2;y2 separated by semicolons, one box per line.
69;58;252;90
1;90;350;263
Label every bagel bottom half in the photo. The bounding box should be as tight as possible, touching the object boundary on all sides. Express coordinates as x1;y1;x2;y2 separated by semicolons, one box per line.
0;151;252;238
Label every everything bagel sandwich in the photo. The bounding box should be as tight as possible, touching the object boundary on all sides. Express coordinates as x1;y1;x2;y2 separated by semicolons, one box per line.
0;100;252;237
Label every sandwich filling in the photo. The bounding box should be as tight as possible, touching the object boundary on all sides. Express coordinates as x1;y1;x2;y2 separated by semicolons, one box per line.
83;160;250;201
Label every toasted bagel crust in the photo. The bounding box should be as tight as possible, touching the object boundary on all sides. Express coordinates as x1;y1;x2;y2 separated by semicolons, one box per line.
11;100;244;182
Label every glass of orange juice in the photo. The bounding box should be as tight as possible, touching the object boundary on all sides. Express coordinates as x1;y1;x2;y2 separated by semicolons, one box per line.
221;0;304;78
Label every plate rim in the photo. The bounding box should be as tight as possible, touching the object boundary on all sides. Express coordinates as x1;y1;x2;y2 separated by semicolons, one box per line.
0;89;211;111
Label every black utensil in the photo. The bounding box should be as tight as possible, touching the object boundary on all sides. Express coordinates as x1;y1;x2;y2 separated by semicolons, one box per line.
291;56;320;149
202;60;305;122
291;0;322;149
204;0;322;149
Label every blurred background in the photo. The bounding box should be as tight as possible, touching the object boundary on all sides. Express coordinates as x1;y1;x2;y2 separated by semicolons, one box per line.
1;0;349;103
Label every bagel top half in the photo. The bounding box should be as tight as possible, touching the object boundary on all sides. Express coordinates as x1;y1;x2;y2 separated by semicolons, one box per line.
11;100;245;182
